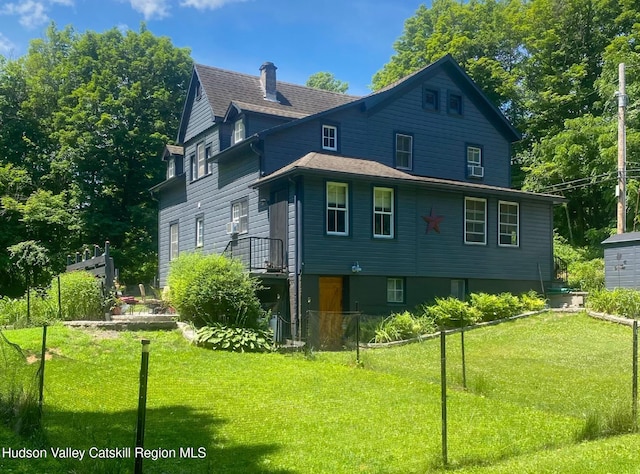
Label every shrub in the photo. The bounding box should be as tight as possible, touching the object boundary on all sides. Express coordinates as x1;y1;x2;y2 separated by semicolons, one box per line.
373;311;436;343
519;290;547;312
167;252;264;328
427;297;481;328
470;292;523;322
48;271;104;320
588;288;640;318
0;295;56;327
568;258;604;291
194;324;273;352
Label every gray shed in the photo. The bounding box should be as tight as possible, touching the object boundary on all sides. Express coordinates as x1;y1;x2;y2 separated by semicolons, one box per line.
602;232;640;289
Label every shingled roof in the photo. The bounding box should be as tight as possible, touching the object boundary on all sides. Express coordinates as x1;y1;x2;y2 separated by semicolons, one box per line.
195;63;361;120
254;152;564;203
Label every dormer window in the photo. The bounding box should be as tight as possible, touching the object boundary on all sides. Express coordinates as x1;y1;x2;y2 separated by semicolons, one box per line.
322;125;337;151
166;158;175;179
233;119;245;144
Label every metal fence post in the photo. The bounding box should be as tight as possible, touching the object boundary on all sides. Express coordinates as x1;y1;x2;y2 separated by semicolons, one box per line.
355;301;360;365
633;320;638;432
134;339;151;474
38;324;47;416
57;275;62;320
440;330;448;466
461;327;467;390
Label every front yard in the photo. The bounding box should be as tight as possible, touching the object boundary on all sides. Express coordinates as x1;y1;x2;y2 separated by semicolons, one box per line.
1;312;639;473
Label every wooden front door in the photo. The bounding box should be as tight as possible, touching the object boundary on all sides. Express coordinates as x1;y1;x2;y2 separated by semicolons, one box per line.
319;276;343;349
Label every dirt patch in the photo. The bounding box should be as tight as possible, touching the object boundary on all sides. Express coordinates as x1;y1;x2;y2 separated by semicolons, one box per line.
88;330;121;340
25;347;62;364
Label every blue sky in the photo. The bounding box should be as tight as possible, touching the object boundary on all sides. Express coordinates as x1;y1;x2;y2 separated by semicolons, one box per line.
0;0;428;96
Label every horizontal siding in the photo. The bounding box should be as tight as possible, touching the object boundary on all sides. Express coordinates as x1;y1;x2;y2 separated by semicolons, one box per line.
604;246;640;289
301;175;553;282
157;152;267;286
185;96;214;142
263;70;511;188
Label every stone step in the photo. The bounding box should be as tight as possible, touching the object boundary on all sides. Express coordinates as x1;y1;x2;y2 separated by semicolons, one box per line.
64;320;177;331
110;314;175;323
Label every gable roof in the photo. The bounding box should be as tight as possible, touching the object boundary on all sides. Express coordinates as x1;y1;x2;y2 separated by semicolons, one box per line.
195;63;360;120
253;54;520;144
253;152;563;203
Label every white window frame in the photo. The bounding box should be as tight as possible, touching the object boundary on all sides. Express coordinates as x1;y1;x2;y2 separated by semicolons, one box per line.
322;125;337;151
195;216;204;248
167;158;175;179
233;119;245;144
232;200;248;234
498;201;519;247
326;182;348;235
387;278;404;303
373;187;394;238
464;197;487;245
169;223;179;260
395;134;413;170
190;154;196;181
467;146;482;166
197;142;206;179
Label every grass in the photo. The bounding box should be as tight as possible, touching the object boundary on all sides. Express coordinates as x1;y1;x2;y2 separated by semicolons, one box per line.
0;312;638;472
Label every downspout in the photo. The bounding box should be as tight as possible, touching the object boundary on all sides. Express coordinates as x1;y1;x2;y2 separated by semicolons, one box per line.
291;176;303;341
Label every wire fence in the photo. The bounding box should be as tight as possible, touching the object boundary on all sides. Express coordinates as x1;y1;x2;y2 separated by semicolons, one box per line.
301;311;385;351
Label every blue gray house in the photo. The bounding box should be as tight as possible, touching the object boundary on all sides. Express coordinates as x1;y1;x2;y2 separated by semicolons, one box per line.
152;55;562;338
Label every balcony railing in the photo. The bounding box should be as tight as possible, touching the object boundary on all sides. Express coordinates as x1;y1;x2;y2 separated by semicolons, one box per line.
223;237;286;273
554;256;568;283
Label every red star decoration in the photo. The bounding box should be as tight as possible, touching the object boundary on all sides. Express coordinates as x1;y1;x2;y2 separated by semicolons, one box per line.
422;207;444;234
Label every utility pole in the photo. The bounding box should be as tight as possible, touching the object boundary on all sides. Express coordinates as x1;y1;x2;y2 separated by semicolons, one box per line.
617;63;627;234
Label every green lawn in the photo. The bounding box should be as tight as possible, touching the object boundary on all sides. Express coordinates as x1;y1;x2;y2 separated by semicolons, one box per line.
1;312;639;473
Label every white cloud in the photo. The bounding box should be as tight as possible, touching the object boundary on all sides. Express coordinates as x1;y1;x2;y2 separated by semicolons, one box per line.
129;0;170;20
0;1;49;29
180;0;248;10
0;0;74;30
0;33;16;56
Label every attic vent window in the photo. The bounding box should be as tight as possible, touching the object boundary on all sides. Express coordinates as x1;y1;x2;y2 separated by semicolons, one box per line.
195;81;202;101
423;87;439;111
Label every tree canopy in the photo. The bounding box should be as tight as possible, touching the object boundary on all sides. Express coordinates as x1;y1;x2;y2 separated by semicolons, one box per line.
373;0;640;248
0;24;192;296
306;71;349;93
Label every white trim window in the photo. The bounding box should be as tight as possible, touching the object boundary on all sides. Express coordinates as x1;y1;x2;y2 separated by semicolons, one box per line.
166;158;175;179
395;134;412;170
464;197;487;245
326;182;348;235
195;217;204;248
467;146;482;167
197;142;206;179
387;278;404;303
498;201;519;247
232;200;248;234
233;119;245;144
322;125;337;151
169;223;179;260
373;187;394;238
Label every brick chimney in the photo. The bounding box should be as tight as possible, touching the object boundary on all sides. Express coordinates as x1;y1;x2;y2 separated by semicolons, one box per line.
260;62;278;102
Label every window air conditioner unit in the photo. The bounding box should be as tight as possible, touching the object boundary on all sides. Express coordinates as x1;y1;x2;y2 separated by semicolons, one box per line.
226;222;239;235
468;165;484;178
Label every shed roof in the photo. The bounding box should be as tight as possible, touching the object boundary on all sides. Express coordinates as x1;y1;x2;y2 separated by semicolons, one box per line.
602;232;640;245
